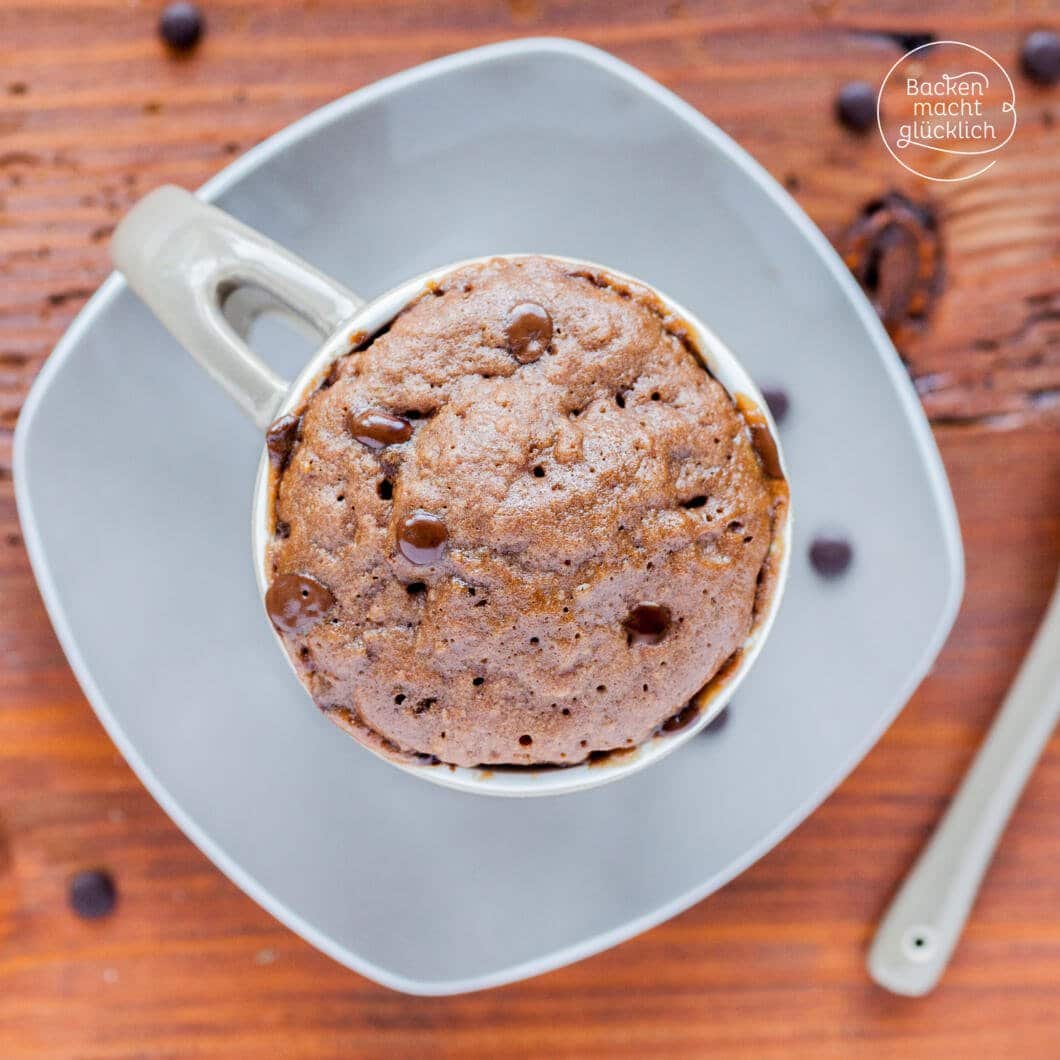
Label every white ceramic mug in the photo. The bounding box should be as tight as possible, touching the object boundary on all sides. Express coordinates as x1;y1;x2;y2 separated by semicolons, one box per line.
112;184;791;797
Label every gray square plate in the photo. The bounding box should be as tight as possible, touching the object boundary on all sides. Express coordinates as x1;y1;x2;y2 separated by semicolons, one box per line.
14;39;963;995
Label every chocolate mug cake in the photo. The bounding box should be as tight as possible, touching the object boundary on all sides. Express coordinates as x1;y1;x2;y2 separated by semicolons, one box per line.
263;256;786;767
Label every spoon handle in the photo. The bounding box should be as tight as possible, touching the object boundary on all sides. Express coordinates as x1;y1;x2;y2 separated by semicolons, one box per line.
868;575;1060;996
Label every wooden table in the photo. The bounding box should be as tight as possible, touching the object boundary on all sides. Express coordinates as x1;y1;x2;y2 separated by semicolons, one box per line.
1;2;1058;1055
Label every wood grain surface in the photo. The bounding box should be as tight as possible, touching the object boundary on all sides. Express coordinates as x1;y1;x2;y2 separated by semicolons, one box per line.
1;1;1059;1056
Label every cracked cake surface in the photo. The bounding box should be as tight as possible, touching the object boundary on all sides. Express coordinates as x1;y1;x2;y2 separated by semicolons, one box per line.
264;256;784;767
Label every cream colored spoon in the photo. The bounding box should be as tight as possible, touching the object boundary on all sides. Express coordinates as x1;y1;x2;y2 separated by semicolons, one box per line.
869;574;1060;996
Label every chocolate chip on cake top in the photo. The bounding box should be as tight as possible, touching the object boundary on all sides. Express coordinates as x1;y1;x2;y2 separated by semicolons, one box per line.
265;256;785;766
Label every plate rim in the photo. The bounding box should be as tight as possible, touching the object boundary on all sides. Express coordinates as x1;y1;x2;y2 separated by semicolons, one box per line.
13;36;964;996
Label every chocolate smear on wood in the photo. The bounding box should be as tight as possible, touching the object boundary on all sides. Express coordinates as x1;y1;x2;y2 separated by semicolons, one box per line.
839;192;943;335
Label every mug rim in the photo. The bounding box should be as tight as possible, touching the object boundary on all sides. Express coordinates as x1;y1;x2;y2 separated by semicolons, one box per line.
252;254;792;797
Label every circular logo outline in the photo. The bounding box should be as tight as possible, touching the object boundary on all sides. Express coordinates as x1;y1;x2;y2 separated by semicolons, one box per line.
877;40;1018;183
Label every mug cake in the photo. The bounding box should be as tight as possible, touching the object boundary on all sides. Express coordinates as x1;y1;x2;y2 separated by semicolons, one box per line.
264;256;786;767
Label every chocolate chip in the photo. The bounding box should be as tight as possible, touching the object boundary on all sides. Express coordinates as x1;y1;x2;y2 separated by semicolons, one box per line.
809;536;854;578
69;869;116;919
265;573;335;634
659;701;699;733
265;413;301;470
397;511;448;565
1022;30;1060;85
701;704;730;735
884;32;934;52
158;2;204;51
518;734;533;746
348;409;413;450
623;603;671;645
761;388;790;424
505;303;553;363
835;81;877;132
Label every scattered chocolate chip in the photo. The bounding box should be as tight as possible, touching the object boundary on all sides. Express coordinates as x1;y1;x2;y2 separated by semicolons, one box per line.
348;408;413;449
809;536;854;578
518;734;533;746
505;303;553;363
761;388;790;424
660;701;699;733
1022;30;1060;85
701;704;730;735
835;81;877;132
69;869;116;919
406;581;427;595
883;32;934;52
265;573;335;634
265;413;301;470
274;519;291;540
397;511;448;565
840;192;942;332
623;603;671;645
158;2;204;51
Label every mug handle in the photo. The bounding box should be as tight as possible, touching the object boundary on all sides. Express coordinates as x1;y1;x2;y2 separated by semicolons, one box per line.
111;184;364;430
